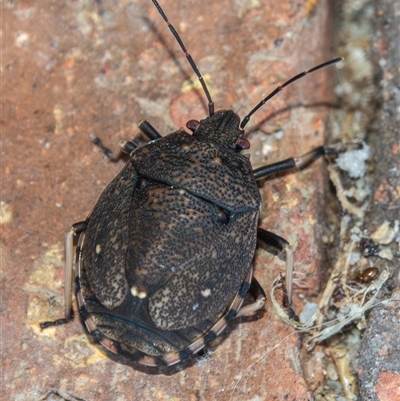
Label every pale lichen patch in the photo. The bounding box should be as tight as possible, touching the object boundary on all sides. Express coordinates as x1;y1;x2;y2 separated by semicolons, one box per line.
0;201;13;224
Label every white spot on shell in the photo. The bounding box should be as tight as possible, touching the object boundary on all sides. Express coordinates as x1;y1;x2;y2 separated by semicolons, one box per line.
211;156;222;165
95;244;102;254
192;302;199;311
131;286;147;299
201;288;211;297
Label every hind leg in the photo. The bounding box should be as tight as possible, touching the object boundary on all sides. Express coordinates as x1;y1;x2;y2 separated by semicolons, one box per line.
236;276;267;317
257;228;295;307
40;221;87;329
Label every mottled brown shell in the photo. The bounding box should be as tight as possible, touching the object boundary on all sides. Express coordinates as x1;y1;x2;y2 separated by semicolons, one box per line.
78;110;261;364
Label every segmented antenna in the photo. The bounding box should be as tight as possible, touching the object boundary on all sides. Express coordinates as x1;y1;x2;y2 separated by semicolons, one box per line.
151;0;342;129
151;0;214;116
239;57;343;129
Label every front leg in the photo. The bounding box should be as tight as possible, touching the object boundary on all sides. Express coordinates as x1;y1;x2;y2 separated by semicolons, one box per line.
92;119;162;161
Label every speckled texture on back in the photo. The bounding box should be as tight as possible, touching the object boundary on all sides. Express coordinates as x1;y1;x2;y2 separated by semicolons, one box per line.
132;110;261;212
82;162;138;310
79;110;260;360
127;182;259;330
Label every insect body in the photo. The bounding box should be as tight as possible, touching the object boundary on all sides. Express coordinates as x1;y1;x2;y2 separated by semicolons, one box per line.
75;110;263;366
41;0;342;366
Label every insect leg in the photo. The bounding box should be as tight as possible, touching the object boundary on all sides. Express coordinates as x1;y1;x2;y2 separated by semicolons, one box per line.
138;120;162;140
236;276;267;317
257;228;294;307
253;146;337;180
92;120;161;162
91;137;137;162
40;221;87;329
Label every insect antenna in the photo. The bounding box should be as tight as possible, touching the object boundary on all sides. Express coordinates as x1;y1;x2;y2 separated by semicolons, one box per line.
240;57;343;129
151;0;215;116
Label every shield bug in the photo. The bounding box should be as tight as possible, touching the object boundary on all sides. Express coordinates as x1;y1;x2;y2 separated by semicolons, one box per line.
41;0;342;367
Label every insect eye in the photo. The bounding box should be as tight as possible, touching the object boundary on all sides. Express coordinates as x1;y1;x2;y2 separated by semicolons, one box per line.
186;119;200;133
236;137;250;150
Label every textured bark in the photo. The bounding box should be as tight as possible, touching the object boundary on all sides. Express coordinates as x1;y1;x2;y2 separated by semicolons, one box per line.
357;0;400;400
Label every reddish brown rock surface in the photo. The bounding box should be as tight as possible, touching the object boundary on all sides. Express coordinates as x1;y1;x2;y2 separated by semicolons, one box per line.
2;1;353;400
